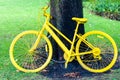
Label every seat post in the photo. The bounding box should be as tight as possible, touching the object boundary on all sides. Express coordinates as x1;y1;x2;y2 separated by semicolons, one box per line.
70;21;80;51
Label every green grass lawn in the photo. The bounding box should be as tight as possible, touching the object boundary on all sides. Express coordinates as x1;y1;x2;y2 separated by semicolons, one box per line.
0;0;50;80
84;8;120;52
0;0;120;80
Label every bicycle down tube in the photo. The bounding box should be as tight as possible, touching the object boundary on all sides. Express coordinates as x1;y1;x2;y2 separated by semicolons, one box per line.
45;23;71;55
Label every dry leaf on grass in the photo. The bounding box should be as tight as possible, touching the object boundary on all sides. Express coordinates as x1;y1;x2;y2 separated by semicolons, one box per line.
64;72;80;78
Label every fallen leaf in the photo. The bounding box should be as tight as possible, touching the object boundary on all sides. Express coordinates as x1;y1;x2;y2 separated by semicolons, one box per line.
64;72;80;78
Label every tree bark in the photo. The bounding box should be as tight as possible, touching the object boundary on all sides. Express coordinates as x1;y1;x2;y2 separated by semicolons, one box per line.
50;0;85;62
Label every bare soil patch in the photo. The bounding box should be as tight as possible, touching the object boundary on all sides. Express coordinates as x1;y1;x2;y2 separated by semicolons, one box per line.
93;12;120;21
40;54;120;80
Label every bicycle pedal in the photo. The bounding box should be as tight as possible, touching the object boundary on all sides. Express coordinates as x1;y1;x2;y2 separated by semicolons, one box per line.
65;62;68;68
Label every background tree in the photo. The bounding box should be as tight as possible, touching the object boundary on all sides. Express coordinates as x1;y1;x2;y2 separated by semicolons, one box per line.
50;0;85;63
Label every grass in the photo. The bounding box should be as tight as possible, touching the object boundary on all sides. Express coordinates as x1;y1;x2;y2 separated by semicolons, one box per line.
0;0;120;80
83;2;120;51
84;9;120;51
0;0;50;80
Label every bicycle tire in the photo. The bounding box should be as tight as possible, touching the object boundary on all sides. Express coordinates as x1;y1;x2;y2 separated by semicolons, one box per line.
76;31;118;73
9;30;52;72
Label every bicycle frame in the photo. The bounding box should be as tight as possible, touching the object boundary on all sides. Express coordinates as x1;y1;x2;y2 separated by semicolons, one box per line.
45;20;94;56
46;22;79;55
30;6;95;58
29;6;96;68
9;5;118;73
42;15;95;67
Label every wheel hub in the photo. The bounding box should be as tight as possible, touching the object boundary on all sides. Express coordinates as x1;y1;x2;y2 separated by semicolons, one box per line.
29;49;34;54
93;48;101;60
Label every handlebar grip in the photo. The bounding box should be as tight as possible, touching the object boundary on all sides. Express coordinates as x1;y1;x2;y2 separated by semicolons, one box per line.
42;5;49;11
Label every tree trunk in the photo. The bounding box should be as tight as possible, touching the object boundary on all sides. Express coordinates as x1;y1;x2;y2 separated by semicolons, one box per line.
50;0;85;63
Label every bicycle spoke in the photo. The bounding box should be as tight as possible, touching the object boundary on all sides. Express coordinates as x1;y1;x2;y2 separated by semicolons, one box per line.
76;31;117;73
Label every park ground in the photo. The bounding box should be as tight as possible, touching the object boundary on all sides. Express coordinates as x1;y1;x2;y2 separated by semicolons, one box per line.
0;0;120;80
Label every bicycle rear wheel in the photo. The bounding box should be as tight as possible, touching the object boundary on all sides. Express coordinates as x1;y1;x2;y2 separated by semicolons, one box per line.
9;30;52;72
76;31;118;73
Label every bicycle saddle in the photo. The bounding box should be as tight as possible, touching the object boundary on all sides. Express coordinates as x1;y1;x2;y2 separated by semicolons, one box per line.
72;17;87;23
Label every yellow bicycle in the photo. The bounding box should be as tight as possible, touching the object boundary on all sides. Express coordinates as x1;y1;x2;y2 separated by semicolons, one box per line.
9;6;118;73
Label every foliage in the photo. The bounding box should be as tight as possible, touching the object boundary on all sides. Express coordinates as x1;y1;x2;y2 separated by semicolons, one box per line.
84;0;120;20
91;0;120;13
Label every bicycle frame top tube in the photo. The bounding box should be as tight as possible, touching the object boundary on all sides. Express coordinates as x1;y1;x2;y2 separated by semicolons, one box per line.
41;6;77;53
45;18;72;53
46;24;70;53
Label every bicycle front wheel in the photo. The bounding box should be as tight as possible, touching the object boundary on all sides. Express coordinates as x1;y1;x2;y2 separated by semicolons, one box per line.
9;30;52;73
76;31;118;73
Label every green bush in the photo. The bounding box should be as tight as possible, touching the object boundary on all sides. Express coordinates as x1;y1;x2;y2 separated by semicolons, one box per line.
93;1;119;13
88;0;120;20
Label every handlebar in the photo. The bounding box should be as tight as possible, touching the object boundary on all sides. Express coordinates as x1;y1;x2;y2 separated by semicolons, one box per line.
42;5;52;18
42;5;49;12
